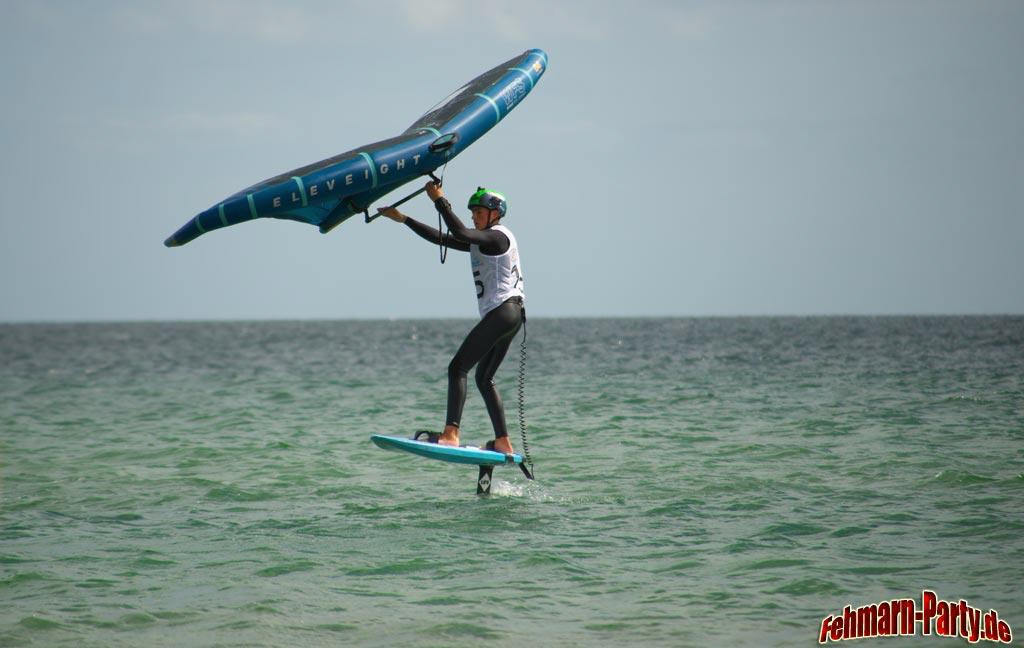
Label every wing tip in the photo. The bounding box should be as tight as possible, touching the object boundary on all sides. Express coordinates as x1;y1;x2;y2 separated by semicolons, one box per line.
164;232;190;247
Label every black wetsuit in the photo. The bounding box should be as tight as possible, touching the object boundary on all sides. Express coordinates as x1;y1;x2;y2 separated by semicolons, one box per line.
404;197;525;439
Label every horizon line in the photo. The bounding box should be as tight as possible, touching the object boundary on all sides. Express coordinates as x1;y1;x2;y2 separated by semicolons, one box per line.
3;312;1023;326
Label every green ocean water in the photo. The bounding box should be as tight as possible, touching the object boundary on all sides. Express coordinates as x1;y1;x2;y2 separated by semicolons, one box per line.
1;317;1022;647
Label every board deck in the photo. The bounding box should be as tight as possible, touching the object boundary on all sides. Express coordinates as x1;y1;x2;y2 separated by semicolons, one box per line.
370;434;523;466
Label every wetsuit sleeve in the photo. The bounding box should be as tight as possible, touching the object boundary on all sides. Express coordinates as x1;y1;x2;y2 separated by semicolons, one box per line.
434;198;509;255
403;217;470;252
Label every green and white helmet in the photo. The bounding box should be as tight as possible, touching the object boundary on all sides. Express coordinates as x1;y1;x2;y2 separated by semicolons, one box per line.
467;187;508;218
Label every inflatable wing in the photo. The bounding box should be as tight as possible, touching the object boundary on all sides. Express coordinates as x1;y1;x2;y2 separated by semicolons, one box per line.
164;48;548;247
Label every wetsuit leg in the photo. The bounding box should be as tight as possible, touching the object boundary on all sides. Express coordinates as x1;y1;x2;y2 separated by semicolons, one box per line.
446;301;523;432
475;333;517;438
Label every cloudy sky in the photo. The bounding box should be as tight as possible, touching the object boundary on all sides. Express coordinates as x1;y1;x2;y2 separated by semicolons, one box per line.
2;1;1021;321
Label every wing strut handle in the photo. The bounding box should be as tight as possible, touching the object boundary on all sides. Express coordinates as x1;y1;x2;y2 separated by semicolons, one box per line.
364;133;457;223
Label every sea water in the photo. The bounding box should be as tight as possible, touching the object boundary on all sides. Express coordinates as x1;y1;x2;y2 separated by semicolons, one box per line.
1;317;1022;647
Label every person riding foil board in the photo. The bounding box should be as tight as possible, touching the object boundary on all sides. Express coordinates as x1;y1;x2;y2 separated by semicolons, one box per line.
378;182;525;456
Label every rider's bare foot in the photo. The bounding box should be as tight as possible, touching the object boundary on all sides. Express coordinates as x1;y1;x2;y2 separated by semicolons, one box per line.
438;425;460;447
490;436;514;455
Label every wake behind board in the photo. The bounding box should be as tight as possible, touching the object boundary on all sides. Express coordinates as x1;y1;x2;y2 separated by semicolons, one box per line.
370;434;523;466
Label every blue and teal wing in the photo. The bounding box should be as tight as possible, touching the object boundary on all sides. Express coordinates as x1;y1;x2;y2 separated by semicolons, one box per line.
164;49;547;247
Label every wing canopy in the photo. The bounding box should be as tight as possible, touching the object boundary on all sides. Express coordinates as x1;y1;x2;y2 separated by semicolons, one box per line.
165;49;547;247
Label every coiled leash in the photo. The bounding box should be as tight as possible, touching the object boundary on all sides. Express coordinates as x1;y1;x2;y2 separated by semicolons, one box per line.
516;308;534;480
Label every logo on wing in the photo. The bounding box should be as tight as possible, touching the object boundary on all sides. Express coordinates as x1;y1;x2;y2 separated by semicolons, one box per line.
500;78;527;111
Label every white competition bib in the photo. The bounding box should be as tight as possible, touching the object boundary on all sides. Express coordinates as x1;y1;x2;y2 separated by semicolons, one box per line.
470;224;524;317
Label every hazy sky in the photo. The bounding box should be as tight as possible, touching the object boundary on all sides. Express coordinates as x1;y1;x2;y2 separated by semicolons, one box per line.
2;1;1021;321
